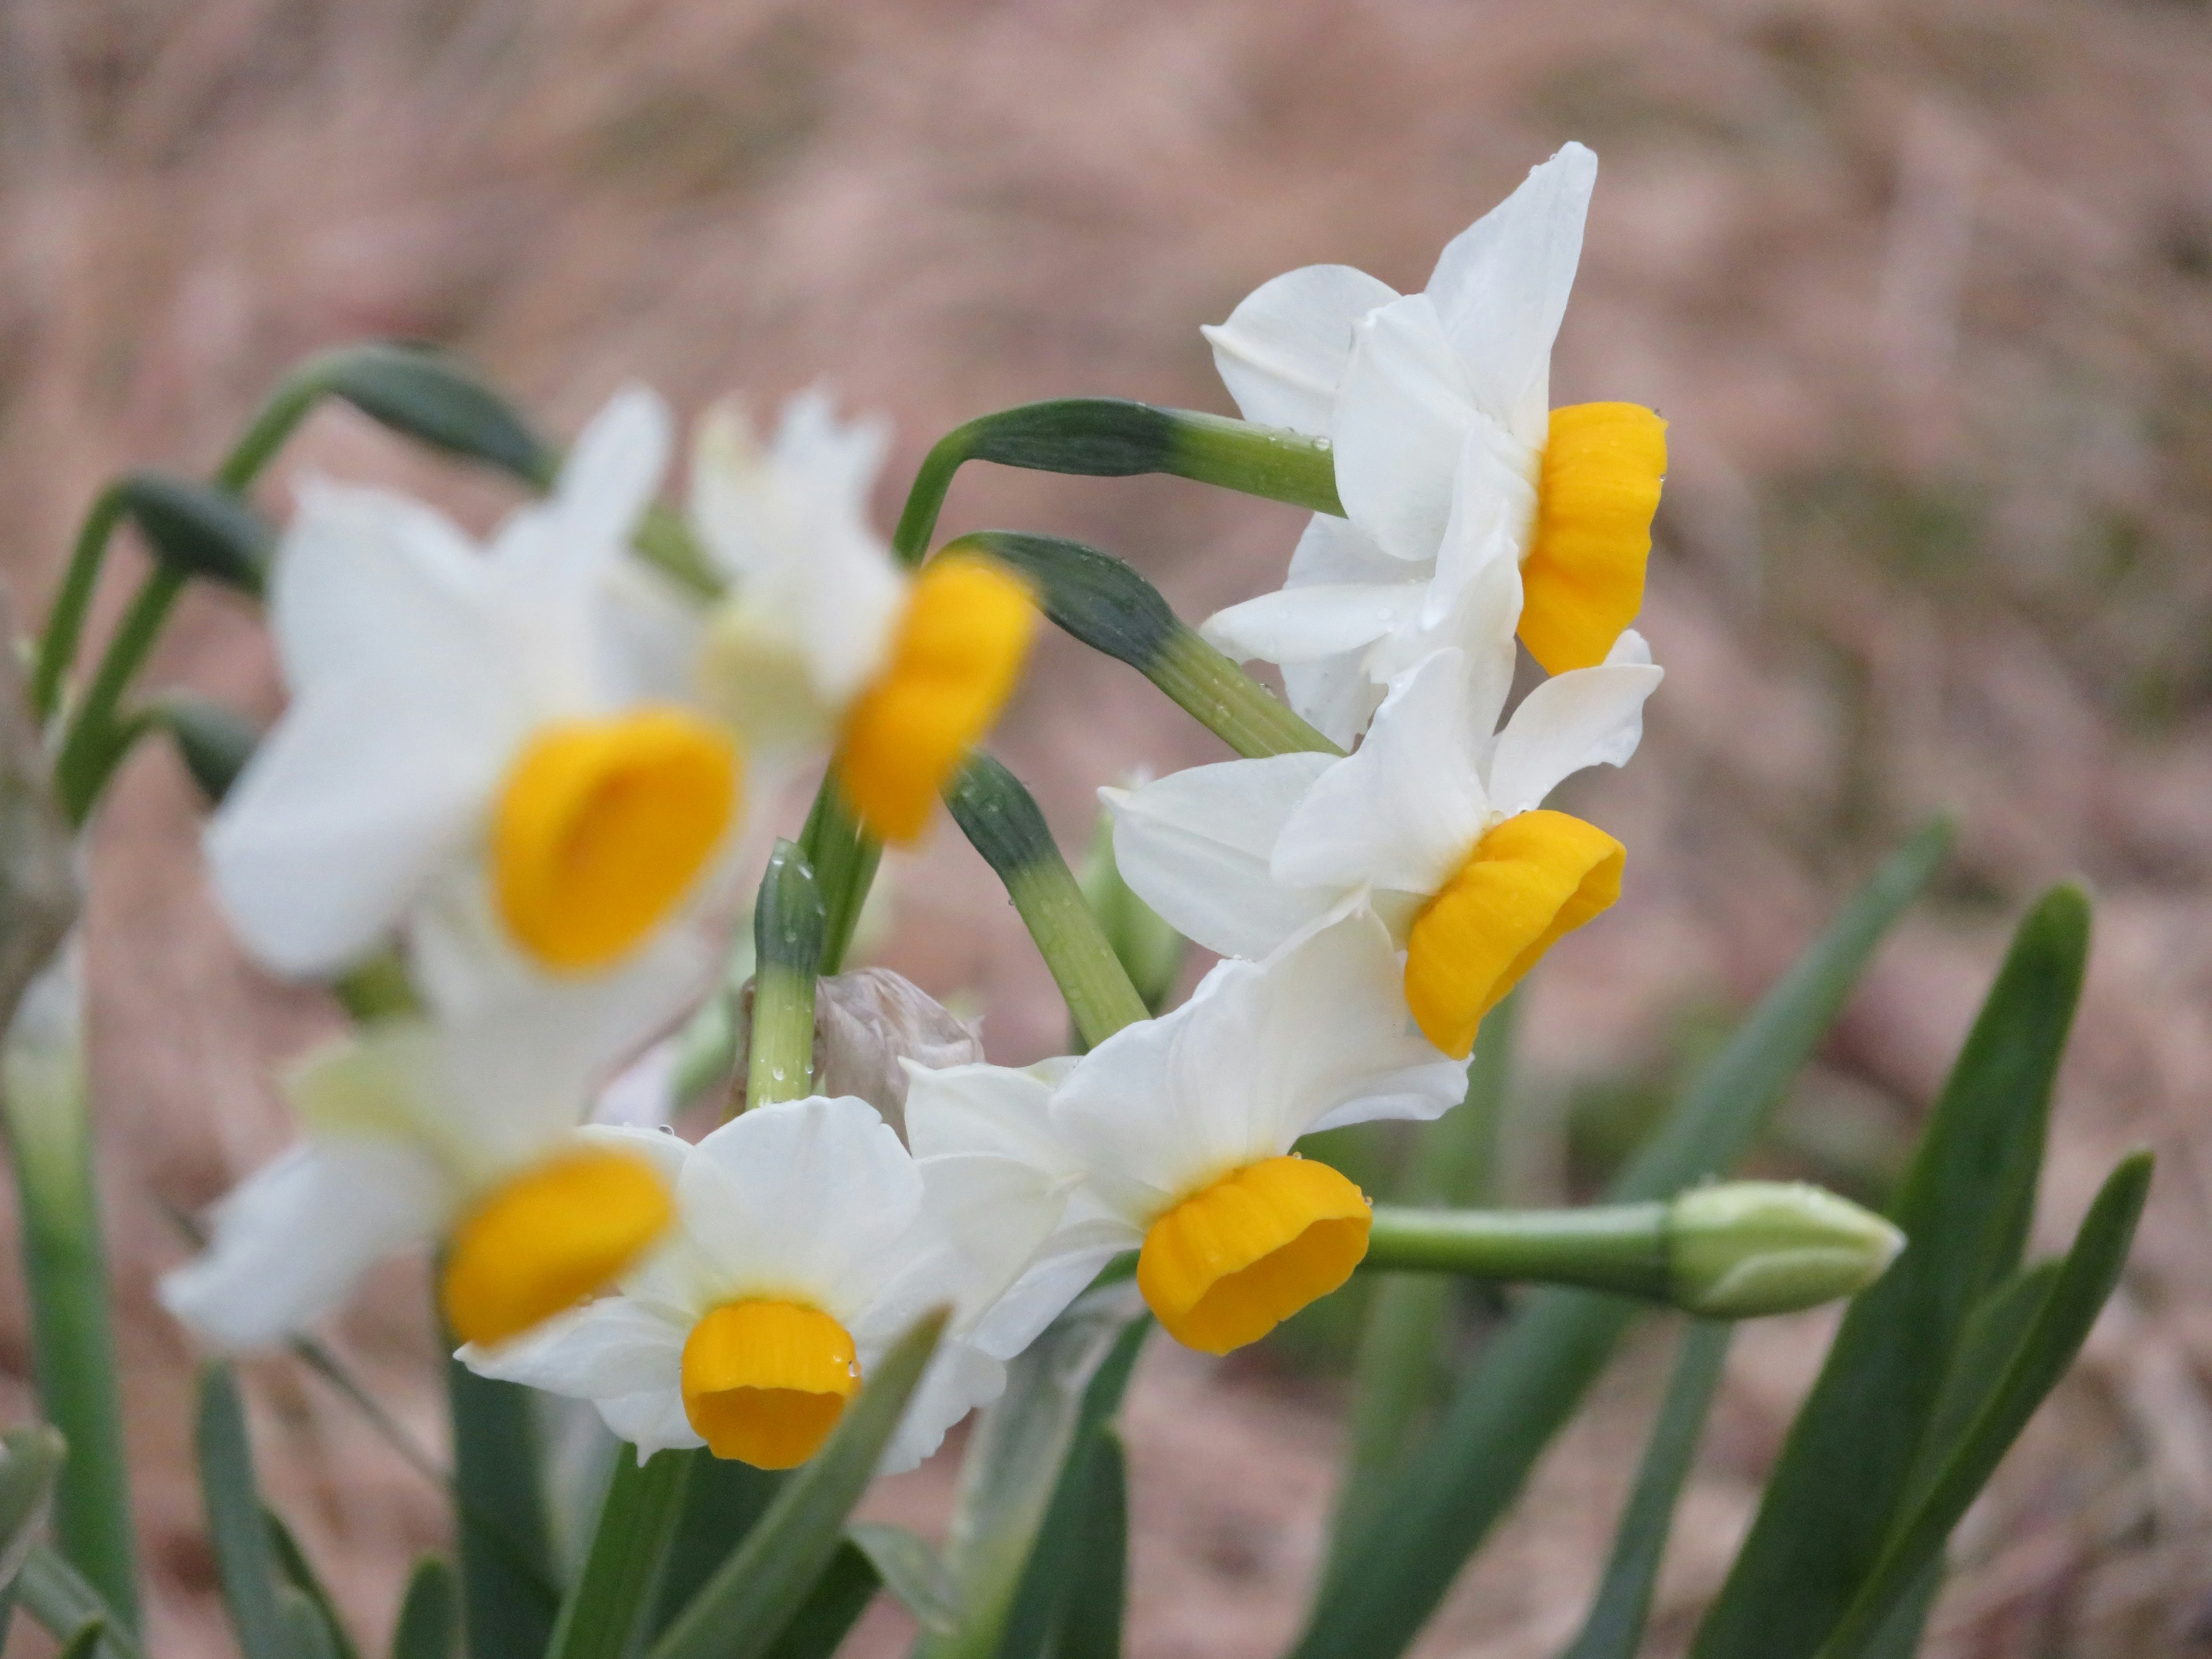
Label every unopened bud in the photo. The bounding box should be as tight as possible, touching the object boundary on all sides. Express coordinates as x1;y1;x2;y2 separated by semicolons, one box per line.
1077;797;1184;1013
1668;1181;1903;1318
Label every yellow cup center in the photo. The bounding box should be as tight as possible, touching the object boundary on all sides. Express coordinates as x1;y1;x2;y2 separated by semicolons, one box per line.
1403;808;1624;1058
442;1147;675;1349
1137;1156;1372;1355
493;706;743;974
836;553;1038;845
1520;402;1668;675
681;1300;860;1468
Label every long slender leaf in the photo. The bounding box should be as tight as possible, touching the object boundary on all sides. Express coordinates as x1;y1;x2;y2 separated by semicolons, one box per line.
917;1284;1148;1659
847;1524;960;1635
17;1546;144;1659
0;1426;65;1590
761;1541;880;1659
279;1585;342;1659
1691;884;2088;1659
1293;819;1950;1659
264;1505;361;1659
445;1352;560;1659
995;1316;1151;1659
1816;1151;2152;1658
58;1614;109;1659
647;1309;949;1659
548;1449;692;1659
195;1364;288;1659
1050;1426;1130;1659
390;1559;460;1659
1560;1323;1733;1659
648;1455;786;1638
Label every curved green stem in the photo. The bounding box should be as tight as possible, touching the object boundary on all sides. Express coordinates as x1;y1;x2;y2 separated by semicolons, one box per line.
745;842;824;1109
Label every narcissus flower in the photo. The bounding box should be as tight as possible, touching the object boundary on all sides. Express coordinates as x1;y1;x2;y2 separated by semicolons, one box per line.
161;978;697;1352
1201;142;1666;745
207;388;741;996
905;912;1467;1355
466;1095;1060;1471
690;391;1040;844
1108;583;1662;1058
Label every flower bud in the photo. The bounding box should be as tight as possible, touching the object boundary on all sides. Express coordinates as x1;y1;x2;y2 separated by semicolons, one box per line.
1668;1181;1904;1318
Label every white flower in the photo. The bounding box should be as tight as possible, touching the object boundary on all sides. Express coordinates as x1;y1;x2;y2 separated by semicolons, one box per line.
906;911;1467;1355
689;389;1039;844
1109;571;1662;1058
206;387;740;1010
1200;142;1667;745
161;976;696;1353
468;1095;1060;1473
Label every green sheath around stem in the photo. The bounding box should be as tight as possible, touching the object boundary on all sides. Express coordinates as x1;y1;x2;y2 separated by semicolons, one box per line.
942;757;1149;1050
746;841;825;1110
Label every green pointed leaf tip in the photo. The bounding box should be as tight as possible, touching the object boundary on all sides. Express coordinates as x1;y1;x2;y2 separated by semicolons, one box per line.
118;472;273;595
1293;819;1950;1659
319;346;553;486
1815;1150;2152;1659
1691;878;2086;1659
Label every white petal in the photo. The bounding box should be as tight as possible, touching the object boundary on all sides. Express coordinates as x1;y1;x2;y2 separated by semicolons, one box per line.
1486;660;1664;817
1426;420;1538;613
1332;294;1479;565
1104;756;1337;961
599;1390;707;1459
551;385;674;554
903;1058;1075;1169
205;683;495;978
968;1223;1134;1361
1606;628;1654;668
1051;911;1463;1209
1202;264;1402;434
681;1097;922;1321
160;1139;452;1351
876;1341;1006;1476
1423;143;1597;447
1202;583;1422;669
1272;652;1491;896
462;1294;689;1401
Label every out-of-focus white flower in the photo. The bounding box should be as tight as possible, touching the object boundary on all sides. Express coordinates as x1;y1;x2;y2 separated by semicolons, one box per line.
1109;573;1661;1058
906;912;1466;1357
1200;143;1667;745
206;388;740;1020
161;982;695;1353
690;391;1039;844
467;1095;1059;1472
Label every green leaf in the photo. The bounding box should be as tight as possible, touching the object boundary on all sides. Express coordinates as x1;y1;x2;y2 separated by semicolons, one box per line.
311;345;554;487
444;1353;560;1659
279;1585;343;1659
195;1365;288;1659
916;1284;1147;1659
1560;1322;1733;1659
389;1558;460;1659
115;472;274;596
1815;1151;2152;1659
0;1426;66;1590
648;1456;785;1639
847;1524;960;1635
646;1309;948;1659
1293;819;1951;1659
547;1449;692;1659
147;695;259;806
1690;885;2089;1659
16;1546;144;1659
1048;1426;1130;1659
761;1540;880;1659
58;1613;109;1659
264;1505;361;1659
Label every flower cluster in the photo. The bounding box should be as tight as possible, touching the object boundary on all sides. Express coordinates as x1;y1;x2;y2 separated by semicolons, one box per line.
161;142;1670;1472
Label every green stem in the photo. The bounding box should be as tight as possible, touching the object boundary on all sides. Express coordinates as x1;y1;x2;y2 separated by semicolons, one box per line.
1149;627;1338;759
745;841;824;1109
1362;1203;1672;1299
51;566;185;827
29;486;130;726
942;757;1149;1048
546;1450;694;1659
796;783;880;977
1331;991;1520;1570
2;956;137;1630
891;400;1340;567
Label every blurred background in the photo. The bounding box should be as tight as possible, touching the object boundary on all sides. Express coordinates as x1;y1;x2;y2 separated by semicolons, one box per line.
1;0;2210;1653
